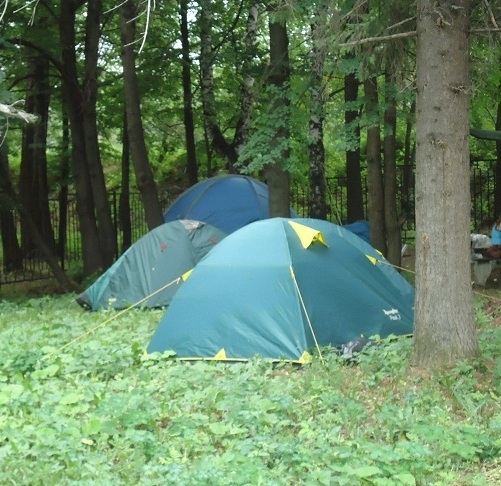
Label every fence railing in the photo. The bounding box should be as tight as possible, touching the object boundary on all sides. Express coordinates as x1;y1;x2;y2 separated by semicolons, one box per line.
0;163;496;285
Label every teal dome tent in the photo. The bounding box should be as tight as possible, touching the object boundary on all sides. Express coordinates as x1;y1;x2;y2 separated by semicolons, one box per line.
147;218;414;362
76;220;226;310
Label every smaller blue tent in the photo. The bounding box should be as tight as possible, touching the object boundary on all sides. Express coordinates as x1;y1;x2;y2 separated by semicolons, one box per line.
148;218;414;362
163;174;296;234
76;220;226;310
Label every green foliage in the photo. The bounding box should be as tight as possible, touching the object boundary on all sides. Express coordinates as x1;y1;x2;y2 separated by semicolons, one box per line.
0;294;500;484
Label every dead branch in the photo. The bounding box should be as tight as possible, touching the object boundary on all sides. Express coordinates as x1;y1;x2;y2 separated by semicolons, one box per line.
339;30;417;48
0;102;39;123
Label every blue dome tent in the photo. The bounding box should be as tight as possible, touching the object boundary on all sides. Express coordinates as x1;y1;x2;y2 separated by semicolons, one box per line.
163;174;296;234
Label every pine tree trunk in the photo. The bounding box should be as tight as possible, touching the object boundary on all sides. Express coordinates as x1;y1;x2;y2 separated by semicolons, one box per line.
364;78;386;253
120;0;164;230
414;0;479;367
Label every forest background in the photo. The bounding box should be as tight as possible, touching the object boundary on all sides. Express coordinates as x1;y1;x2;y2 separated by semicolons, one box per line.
1;0;501;367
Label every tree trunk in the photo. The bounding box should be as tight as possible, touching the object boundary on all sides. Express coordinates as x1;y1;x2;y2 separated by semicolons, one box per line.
58;112;70;268
120;0;164;230
60;0;104;276
364;77;386;253
19;54;55;256
119;112;132;253
383;70;401;267
199;0;237;170
233;3;259;166
345;69;364;222
180;0;198;186
495;85;501;218
414;0;479;367
0;143;23;272
308;1;328;220
265;10;291;218
83;0;116;268
0;147;80;292
402;100;416;226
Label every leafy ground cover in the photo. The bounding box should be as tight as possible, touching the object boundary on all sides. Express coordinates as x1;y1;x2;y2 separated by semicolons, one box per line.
0;286;501;485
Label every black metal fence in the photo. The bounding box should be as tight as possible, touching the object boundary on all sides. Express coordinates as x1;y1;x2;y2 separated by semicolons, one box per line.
0;163;496;286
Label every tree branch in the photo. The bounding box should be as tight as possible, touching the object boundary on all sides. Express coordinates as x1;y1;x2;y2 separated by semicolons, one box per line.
339;31;417;48
0;102;38;123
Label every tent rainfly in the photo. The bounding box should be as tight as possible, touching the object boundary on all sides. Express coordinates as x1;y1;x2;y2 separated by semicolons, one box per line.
147;218;414;363
75;220;226;310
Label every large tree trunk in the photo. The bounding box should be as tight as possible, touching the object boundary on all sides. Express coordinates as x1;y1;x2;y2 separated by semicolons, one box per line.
383;70;401;267
414;0;479;367
264;9;291;217
19;54;55;256
364;77;386;253
120;0;164;230
308;0;328;220
345;69;364;222
60;0;104;276
83;0;116;268
180;0;198;185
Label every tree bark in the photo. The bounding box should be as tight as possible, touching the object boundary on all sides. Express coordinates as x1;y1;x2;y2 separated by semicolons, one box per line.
0;146;80;292
19;54;55;257
264;10;291;218
233;3;259;165
120;0;164;230
0;143;23;272
383;69;401;267
60;0;104;276
364;77;386;253
180;0;198;185
414;0;479;367
495;83;501;218
199;0;237;170
308;0;328;220
83;0;116;268
119;112;132;253
345;68;364;222
402;100;416;226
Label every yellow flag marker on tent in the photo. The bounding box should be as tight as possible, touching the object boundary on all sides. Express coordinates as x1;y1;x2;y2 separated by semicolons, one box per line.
214;348;227;360
366;255;378;265
288;221;328;249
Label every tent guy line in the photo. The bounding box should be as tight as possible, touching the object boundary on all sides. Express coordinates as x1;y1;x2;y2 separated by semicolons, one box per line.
40;275;184;363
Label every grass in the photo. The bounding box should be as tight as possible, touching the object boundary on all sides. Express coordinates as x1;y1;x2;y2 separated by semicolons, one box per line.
0;283;500;485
